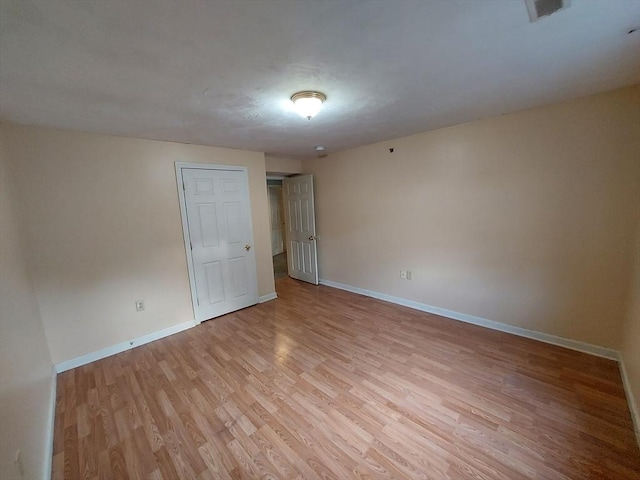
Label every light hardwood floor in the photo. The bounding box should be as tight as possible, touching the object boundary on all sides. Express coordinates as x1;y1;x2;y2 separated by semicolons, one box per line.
52;277;640;479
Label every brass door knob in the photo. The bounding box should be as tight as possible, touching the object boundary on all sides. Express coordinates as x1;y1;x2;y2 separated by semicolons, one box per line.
308;235;317;241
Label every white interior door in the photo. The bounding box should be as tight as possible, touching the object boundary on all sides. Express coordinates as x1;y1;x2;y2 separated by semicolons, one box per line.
178;166;258;322
283;174;318;284
268;185;285;256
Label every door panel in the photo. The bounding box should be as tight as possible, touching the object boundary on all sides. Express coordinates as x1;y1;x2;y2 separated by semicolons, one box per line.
182;167;258;321
302;243;314;274
203;261;224;305
283;174;318;284
290;241;301;272
224;202;243;243
229;256;249;297
198;204;219;247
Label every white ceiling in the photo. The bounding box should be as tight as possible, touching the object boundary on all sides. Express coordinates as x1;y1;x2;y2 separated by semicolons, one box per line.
1;0;639;159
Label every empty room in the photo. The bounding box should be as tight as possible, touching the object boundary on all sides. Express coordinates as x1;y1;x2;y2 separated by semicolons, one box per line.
1;1;639;479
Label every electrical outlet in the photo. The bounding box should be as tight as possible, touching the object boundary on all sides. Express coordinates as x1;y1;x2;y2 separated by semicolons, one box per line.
400;270;412;280
135;300;145;312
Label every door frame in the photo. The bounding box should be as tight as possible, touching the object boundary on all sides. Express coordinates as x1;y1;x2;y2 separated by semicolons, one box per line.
175;162;257;324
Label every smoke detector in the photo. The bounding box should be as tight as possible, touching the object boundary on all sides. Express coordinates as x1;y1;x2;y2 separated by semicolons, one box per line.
525;0;571;23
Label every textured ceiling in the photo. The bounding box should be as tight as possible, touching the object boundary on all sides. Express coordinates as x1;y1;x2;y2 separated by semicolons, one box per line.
1;0;639;159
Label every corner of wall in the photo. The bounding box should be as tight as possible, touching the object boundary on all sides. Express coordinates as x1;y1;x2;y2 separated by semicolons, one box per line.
619;206;640;447
0;123;56;480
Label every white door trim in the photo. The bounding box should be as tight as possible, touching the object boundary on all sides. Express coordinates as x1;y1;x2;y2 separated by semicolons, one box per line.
175;162;256;323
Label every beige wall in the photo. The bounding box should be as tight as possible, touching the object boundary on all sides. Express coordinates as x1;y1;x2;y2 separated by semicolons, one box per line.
265;155;302;175
3;124;275;364
0;127;55;479
621;208;640;442
303;86;640;349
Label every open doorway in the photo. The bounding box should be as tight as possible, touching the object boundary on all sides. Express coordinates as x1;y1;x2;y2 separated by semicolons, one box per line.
267;178;287;279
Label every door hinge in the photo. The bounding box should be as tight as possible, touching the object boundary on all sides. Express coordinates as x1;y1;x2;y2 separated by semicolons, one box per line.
196;297;200;306
190;241;193;250
182;181;186;191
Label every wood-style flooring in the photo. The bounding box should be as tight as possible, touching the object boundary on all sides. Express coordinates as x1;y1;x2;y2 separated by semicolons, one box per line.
52;277;640;479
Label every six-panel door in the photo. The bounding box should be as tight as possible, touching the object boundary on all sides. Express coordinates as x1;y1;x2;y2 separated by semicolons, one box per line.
283;174;319;285
182;168;258;321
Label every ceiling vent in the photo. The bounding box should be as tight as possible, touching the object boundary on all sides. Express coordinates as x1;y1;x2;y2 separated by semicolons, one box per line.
525;0;571;22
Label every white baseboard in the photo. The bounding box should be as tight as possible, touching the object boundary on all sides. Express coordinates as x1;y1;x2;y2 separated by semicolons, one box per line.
54;319;197;373
619;355;640;448
43;280;640;453
43;365;57;480
53;293;279;374
319;279;619;360
259;292;278;303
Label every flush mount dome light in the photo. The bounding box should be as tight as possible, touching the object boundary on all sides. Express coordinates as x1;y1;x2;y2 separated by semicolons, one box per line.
291;91;326;120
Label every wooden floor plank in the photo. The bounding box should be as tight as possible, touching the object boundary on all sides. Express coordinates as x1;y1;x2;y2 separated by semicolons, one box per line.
52;277;640;479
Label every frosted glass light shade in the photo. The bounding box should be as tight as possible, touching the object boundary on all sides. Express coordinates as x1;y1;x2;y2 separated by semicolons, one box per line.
291;91;326;120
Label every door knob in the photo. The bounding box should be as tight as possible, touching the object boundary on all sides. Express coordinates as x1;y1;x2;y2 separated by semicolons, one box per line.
245;245;251;251
308;235;317;241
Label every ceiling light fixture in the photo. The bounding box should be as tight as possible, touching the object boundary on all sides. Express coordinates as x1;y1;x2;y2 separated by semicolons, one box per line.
291;91;326;120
